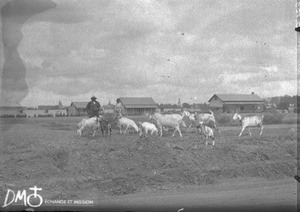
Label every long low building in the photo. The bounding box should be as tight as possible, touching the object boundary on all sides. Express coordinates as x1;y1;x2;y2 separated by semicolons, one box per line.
24;109;49;117
0;106;25;117
0;101;68;118
37;104;67;117
208;93;264;113
118;97;158;115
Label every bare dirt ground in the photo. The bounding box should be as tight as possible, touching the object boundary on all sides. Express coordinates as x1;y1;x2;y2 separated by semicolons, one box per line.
88;177;297;212
0;116;298;211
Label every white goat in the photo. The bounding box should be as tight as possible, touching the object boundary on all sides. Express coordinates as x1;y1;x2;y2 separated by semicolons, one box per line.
182;110;198;132
77;116;100;137
138;122;158;136
149;112;182;137
194;111;221;135
233;113;264;137
168;113;187;129
199;121;215;145
116;114;139;134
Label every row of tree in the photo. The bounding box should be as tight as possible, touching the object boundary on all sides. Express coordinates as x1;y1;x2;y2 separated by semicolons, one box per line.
265;95;297;110
159;95;298;112
159;103;210;111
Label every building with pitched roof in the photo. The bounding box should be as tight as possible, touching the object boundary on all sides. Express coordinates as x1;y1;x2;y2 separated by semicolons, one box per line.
208;93;264;113
118;97;158;115
67;102;88;116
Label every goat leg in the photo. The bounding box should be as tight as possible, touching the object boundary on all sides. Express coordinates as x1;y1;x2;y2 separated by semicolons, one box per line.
259;125;263;135
248;128;252;136
238;126;245;137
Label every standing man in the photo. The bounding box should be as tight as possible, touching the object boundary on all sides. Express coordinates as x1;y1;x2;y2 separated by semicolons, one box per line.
86;96;101;118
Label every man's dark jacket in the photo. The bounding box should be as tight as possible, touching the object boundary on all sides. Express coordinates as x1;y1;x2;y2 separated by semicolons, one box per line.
86;100;101;118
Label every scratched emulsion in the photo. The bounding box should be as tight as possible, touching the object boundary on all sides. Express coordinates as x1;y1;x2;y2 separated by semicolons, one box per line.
0;0;56;131
1;0;56;106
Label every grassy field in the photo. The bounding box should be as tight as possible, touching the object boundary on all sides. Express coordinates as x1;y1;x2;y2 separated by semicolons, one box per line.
0;116;297;205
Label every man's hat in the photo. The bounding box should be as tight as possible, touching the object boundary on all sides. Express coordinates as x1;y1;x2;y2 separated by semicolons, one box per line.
91;95;97;100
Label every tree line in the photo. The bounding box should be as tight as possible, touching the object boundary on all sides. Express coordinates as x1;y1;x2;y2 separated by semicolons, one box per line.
265;95;298;110
159;95;298;112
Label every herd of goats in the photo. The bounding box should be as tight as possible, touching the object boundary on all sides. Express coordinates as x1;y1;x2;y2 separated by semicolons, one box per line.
76;110;264;146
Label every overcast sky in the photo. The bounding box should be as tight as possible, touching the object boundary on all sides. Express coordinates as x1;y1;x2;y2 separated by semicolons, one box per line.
0;0;297;107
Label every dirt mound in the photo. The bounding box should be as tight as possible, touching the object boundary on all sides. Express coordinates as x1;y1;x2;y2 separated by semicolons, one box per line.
56;133;296;198
68;136;220;196
1;118;297;201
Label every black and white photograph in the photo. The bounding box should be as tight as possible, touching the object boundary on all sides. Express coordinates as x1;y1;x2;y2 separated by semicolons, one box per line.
0;0;298;211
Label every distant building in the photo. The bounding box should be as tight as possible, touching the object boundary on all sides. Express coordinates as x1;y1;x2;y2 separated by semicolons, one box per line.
67;102;88;116
24;108;47;117
160;104;182;113
178;98;181;107
37;100;67;117
0;106;25;117
184;108;202;113
102;103;115;114
208;93;264;113
118;97;158;115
